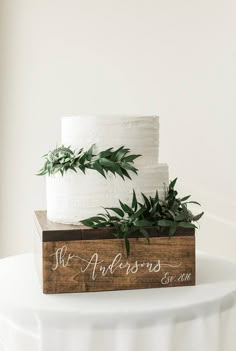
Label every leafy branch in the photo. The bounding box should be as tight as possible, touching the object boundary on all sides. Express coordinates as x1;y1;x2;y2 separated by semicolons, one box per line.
81;178;204;257
37;144;141;180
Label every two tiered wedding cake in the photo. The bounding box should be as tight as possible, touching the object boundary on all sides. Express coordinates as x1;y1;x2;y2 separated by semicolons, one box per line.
46;115;169;224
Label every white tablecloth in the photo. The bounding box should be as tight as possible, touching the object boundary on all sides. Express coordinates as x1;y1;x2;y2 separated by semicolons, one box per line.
0;252;235;351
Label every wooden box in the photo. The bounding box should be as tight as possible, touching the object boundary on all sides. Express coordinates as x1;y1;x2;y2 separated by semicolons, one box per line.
34;211;195;294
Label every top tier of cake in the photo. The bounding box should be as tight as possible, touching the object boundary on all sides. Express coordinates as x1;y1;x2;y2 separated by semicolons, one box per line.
61;115;159;167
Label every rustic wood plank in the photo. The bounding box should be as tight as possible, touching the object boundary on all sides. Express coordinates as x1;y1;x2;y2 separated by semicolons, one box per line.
43;235;195;294
34;211;83;241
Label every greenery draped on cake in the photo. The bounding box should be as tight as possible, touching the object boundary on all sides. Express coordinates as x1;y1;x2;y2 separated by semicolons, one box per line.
37;144;141;179
81;178;204;256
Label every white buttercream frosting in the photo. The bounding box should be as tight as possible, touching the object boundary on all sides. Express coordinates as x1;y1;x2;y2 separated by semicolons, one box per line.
61;115;159;167
46;115;169;224
46;164;169;224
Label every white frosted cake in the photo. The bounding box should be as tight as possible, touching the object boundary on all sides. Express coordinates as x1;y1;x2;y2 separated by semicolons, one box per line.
46;115;169;224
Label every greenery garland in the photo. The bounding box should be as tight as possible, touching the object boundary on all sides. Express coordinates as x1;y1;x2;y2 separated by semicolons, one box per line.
81;178;204;257
37;144;141;180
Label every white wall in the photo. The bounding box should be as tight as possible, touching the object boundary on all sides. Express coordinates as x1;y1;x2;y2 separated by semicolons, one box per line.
0;0;235;261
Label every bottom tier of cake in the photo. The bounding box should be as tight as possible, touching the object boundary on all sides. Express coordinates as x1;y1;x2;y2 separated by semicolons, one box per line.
46;164;169;224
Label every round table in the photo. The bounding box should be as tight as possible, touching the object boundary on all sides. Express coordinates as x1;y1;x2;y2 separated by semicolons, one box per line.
0;252;236;351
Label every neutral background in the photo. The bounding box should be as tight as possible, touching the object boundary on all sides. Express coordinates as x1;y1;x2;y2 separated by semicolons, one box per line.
0;0;235;261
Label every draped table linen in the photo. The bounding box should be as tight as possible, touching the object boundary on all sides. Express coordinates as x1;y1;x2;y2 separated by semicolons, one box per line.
0;252;235;351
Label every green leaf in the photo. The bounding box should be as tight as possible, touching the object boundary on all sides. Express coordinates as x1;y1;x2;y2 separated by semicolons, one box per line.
78;152;87;165
109;146;123;161
192;212;204;221
97;213;109;218
125;236;130;257
124;154;141;163
113;221;122;234
181;203;189;216
99;158;115;168
98;148;113;158
106;207;124;218
184;201;201;206
109;216;121;221
80;219;95;227
177;222;196;229
129;206;146;221
135;220;153;227
169;223;177;236
167;209;176;219
70;166;77;173
154;190;159;203
79;165;86;174
116;146;130;161
86;216;105;223
87;144;95;161
114;166;125;180
92;160;106;178
174;213;188;221
158;219;174;227
121;168;132;180
131;190;138;211
112;231;120;238
181;195;191;201
141;193;151;211
121;162;138;173
36;168;47;176
150;202;160;217
119;200;133;215
91;222;109;228
169;178;177;188
127;226;139;234
140;228;150;244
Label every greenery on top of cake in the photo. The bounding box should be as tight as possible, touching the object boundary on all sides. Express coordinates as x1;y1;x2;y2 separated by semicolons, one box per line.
37;144;141;180
81;178;204;257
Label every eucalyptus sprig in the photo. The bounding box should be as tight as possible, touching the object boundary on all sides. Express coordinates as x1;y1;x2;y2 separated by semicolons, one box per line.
81;178;204;257
37;144;141;180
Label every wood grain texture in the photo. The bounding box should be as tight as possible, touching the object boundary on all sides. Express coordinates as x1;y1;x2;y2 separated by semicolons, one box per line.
42;236;195;294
